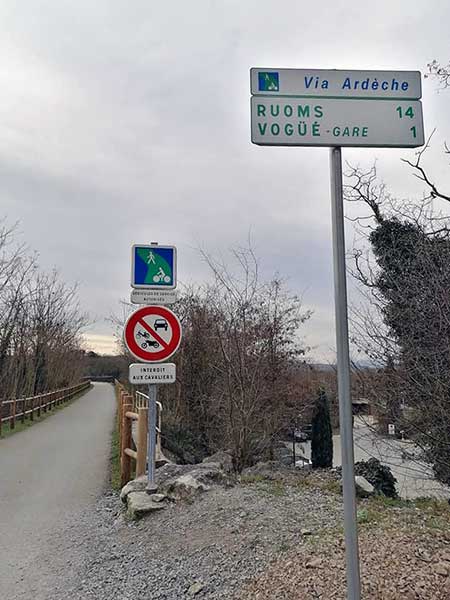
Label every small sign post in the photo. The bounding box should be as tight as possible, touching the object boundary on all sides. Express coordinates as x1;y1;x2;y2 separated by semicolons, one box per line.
251;67;425;600
125;244;181;494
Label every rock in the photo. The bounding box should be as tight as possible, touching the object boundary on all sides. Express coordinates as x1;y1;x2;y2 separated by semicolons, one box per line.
188;581;204;595
306;558;322;569
126;492;167;519
203;450;234;473
162;473;209;501
442;552;450;563
354;476;375;498
155;462;201;485
301;529;313;536
159;463;233;502
120;475;148;503
434;562;450;577
151;493;167;503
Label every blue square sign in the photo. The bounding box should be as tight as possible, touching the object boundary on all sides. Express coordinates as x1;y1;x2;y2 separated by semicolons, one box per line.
258;71;279;92
131;245;177;289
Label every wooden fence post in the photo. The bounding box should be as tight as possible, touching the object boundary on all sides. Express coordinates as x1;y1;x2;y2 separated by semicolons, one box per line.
11;398;16;429
30;397;34;421
136;407;148;477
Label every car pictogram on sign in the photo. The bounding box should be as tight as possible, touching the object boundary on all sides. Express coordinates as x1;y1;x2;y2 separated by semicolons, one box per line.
124;305;182;363
154;318;168;331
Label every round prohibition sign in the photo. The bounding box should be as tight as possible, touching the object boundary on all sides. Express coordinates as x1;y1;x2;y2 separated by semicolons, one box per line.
124;305;182;363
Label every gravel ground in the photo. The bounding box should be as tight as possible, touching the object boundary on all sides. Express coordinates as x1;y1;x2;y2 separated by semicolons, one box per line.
10;463;450;599
239;519;450;599
66;479;342;599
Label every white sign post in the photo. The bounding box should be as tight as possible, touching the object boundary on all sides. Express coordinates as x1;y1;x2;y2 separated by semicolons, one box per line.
125;243;181;494
251;67;425;600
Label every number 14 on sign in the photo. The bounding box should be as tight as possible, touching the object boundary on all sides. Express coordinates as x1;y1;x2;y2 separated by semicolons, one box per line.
396;105;417;138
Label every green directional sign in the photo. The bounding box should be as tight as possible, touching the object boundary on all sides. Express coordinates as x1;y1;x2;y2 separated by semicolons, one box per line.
131;245;177;289
251;97;424;148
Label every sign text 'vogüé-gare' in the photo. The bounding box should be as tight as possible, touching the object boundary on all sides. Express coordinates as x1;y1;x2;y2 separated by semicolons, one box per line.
250;68;424;148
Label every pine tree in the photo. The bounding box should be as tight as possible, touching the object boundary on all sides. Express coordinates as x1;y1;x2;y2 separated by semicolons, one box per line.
311;389;333;469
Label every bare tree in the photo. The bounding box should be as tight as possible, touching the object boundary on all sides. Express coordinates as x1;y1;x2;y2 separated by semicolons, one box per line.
0;222;87;406
115;245;313;470
345;158;450;484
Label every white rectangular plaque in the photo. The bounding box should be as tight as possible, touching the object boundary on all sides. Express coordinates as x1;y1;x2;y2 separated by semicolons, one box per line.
129;362;176;384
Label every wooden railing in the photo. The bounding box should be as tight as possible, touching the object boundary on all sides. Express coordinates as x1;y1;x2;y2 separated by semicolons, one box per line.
0;381;91;436
116;383;147;486
115;381;163;487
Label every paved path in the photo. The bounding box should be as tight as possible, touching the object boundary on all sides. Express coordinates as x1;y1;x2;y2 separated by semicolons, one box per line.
0;382;116;600
294;417;450;499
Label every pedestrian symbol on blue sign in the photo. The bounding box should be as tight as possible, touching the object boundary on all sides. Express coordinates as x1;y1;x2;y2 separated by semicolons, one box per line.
258;72;279;92
131;245;177;289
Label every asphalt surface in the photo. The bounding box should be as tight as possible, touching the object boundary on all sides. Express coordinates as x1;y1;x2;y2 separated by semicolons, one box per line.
0;382;116;600
294;417;450;499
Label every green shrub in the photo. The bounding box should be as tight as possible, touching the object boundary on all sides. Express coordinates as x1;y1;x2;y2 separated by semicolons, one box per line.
311;389;333;469
161;422;209;464
354;458;398;498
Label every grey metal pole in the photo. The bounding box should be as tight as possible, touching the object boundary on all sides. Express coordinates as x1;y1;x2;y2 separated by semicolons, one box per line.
146;383;158;493
329;146;361;600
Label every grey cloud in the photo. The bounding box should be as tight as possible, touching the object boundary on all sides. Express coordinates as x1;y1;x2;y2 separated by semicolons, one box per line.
0;0;449;357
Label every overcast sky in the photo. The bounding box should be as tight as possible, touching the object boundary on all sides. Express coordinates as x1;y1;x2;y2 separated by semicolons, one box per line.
1;1;449;358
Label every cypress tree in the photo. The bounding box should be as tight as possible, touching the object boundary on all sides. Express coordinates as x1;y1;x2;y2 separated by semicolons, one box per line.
311;389;333;469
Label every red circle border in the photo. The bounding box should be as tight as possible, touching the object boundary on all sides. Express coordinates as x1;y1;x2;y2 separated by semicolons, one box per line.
124;305;182;362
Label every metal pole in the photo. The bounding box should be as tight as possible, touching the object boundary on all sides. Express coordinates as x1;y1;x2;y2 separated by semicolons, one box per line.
146;384;158;493
329;146;361;600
